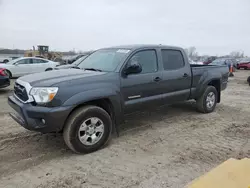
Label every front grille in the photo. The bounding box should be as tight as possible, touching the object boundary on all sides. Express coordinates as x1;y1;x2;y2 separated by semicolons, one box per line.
14;82;28;102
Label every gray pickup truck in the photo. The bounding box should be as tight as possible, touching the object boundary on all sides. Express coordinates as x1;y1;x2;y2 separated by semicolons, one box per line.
8;45;229;153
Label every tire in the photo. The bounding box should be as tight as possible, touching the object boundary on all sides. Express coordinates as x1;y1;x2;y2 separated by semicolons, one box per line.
3;59;9;63
45;68;53;71
196;86;218;113
5;70;12;78
63;105;112;153
247;76;250;86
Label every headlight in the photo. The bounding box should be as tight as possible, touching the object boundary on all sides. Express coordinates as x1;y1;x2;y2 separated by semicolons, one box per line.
30;87;58;103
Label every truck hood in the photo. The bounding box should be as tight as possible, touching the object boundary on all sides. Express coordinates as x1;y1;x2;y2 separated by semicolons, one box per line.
18;69;107;86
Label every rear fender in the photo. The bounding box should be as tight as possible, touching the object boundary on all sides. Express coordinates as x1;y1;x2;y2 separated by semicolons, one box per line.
195;77;221;100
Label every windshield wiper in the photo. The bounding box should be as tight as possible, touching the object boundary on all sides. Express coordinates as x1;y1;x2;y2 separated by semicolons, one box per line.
84;68;102;72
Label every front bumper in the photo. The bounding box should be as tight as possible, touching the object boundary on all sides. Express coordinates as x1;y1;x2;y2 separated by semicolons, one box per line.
0;76;10;88
8;95;73;133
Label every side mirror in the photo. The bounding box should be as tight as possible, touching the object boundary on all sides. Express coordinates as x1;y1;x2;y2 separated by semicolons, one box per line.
124;62;142;75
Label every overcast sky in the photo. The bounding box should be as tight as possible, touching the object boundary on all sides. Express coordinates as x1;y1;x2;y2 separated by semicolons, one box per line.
0;0;249;55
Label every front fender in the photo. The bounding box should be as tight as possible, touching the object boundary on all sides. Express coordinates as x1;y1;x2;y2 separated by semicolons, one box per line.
62;88;124;124
63;88;119;106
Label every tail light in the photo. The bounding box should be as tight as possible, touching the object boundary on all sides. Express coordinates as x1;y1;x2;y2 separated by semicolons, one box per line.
0;68;7;76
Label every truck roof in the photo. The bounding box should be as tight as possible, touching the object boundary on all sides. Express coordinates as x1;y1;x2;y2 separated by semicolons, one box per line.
103;44;183;51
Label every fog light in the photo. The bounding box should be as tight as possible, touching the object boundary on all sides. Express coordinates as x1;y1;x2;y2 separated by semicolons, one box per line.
41;119;46;124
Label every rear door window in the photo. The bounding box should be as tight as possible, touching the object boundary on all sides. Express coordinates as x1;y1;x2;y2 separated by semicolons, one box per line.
32;59;48;64
161;50;185;70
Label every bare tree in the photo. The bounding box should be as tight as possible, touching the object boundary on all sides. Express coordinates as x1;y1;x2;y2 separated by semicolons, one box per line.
185;46;198;60
230;51;244;58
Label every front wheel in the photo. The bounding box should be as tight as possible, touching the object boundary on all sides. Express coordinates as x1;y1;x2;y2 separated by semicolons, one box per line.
63;105;112;153
196;86;218;113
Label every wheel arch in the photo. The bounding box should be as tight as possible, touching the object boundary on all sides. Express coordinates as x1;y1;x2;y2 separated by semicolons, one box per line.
207;79;221;103
5;69;12;78
62;98;121;134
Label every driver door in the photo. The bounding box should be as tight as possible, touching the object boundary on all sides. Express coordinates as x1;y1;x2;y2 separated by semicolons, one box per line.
120;49;163;114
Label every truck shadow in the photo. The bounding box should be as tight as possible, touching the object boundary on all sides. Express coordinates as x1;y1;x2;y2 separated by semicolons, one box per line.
121;101;197;133
0;132;72;178
1;100;237;177
0;101;197;177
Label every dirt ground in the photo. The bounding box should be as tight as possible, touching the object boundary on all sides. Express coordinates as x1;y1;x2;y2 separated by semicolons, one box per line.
0;71;250;188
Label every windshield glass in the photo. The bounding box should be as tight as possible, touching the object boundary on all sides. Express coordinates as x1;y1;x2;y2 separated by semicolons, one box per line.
72;55;88;66
77;49;130;71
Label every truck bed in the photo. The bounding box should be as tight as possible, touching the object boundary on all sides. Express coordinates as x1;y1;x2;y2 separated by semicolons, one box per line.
189;64;229;99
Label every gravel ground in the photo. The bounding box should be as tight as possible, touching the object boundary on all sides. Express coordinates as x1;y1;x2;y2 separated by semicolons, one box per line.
0;71;250;188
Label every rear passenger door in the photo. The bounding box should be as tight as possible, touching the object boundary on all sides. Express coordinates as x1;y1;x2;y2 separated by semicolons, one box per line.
160;49;192;104
31;59;50;73
120;49;163;114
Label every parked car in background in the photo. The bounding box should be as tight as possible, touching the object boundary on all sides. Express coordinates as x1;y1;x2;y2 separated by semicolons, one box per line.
55;54;89;70
237;58;250;70
203;56;217;65
210;58;236;70
0;68;10;88
0;56;21;63
189;59;203;65
0;57;59;78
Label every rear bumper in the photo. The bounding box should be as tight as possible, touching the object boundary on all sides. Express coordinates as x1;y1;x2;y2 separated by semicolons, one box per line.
221;81;228;91
8;95;73;133
0;76;10;88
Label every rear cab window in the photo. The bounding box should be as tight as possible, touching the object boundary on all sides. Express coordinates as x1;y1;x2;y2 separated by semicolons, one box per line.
161;50;185;70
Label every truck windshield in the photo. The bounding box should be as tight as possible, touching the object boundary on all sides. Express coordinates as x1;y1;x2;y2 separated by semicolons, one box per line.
72;55;88;66
77;49;130;72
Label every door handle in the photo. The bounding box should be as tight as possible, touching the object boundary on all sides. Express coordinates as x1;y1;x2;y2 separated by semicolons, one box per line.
183;73;188;77
153;77;162;82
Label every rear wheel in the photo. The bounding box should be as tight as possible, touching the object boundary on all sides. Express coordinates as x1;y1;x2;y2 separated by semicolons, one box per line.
63;105;112;153
247;76;250;86
45;68;53;71
196;86;218;113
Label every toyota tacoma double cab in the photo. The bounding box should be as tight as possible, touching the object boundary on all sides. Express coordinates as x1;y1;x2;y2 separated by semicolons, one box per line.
8;45;229;153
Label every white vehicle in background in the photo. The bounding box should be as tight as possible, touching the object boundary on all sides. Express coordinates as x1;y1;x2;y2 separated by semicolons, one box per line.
0;57;59;78
189;59;203;65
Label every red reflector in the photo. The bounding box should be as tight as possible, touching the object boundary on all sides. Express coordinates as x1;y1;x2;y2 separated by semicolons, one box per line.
0;68;7;76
